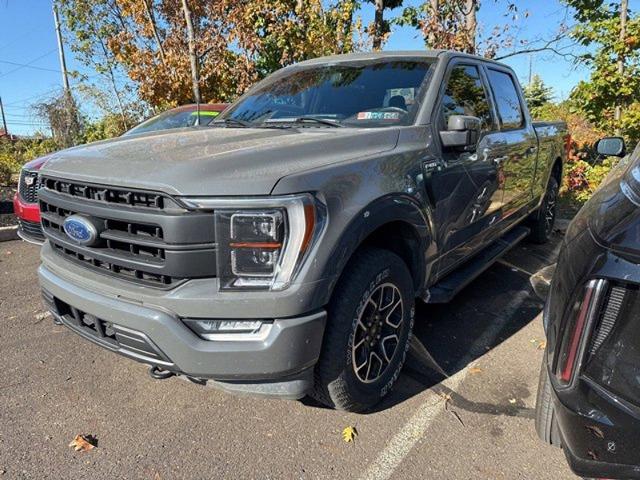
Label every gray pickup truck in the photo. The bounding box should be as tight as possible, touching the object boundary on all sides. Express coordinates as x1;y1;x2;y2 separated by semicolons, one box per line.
37;51;567;412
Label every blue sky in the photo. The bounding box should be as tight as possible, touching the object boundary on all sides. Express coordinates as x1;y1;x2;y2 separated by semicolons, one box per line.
0;0;635;136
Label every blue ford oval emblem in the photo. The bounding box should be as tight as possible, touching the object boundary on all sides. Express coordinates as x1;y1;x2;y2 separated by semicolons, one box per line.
63;215;99;246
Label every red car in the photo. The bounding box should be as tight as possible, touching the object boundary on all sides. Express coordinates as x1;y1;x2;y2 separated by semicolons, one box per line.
13;155;49;244
13;103;228;244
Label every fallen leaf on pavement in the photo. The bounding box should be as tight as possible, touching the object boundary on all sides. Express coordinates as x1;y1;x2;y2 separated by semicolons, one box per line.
34;312;51;323
537;340;547;350
69;435;96;452
508;398;517;404
342;426;358;443
469;367;483;375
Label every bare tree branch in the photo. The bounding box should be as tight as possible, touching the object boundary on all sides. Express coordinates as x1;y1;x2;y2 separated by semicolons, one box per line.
494;31;578;61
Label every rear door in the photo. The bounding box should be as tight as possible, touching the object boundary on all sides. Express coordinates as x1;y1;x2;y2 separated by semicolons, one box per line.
484;67;539;216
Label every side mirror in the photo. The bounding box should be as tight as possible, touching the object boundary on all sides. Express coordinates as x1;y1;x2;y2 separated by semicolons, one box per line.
440;115;481;150
596;136;626;157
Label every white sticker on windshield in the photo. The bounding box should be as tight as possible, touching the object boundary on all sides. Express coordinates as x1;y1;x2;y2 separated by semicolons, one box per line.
357;111;401;120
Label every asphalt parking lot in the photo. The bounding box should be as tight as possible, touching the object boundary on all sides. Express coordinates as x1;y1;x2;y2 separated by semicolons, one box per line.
0;234;577;479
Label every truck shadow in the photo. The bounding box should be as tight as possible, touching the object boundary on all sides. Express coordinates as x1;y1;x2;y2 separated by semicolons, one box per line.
303;230;564;414
376;230;564;413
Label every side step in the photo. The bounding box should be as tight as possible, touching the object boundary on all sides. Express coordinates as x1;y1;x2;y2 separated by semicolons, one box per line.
424;226;531;304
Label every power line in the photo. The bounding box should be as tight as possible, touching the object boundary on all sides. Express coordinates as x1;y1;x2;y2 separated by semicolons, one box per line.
4;112;36;118
3;87;63;107
5;121;49;127
0;23;43;52
0;48;58;78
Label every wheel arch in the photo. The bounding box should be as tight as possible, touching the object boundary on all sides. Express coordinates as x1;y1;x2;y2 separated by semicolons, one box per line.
322;194;432;300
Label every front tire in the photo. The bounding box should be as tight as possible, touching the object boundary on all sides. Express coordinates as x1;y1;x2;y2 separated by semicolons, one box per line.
311;247;414;412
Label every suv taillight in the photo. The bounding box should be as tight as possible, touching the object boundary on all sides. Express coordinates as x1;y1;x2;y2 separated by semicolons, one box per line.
555;279;607;385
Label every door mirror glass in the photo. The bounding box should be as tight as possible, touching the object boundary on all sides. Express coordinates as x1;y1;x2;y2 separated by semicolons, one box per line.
596;137;626;157
440;115;481;149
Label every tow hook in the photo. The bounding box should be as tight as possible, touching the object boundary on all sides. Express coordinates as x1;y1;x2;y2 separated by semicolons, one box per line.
148;366;175;380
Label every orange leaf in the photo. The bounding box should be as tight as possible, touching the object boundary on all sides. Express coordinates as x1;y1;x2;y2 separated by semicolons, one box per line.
68;434;96;452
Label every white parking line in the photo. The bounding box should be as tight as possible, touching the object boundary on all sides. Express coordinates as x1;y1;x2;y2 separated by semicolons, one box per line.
360;290;533;480
360;369;469;480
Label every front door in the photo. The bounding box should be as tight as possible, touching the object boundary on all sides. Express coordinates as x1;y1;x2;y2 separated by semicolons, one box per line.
423;62;506;277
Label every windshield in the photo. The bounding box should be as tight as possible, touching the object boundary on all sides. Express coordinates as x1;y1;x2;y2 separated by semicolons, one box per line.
124;109;221;136
219;60;435;128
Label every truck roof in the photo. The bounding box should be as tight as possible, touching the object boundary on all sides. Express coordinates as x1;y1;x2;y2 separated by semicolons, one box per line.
293;50;509;68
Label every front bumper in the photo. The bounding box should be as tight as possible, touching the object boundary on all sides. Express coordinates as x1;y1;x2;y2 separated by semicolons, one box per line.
39;262;327;399
553;380;640;479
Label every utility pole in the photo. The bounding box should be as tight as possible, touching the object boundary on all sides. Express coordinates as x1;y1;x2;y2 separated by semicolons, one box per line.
0;96;7;136
615;0;628;133
528;55;533;85
52;3;70;93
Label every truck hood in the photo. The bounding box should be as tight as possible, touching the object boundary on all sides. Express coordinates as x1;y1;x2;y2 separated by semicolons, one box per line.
40;127;399;196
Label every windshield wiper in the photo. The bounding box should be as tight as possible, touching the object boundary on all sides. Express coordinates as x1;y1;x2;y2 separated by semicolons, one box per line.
292;116;344;128
212;118;252;128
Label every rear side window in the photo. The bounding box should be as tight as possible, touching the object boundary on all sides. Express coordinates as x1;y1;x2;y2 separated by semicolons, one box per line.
487;69;524;129
440;65;493;131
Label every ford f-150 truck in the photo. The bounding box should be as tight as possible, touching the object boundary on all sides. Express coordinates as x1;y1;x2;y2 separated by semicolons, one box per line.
37;51;568;412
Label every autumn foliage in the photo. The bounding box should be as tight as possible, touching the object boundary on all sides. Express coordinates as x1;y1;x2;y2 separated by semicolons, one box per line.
58;0;359;108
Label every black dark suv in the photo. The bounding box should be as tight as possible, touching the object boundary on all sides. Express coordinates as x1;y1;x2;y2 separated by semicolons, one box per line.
536;137;640;479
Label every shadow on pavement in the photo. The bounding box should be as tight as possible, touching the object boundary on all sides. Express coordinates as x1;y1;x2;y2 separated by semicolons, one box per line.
372;230;563;413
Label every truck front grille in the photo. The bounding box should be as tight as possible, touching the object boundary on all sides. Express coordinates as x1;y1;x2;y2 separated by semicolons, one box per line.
39;176;217;288
18;170;41;203
42;177;165;209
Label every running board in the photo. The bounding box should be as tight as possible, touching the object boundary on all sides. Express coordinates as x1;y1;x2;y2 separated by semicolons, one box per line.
424;226;531;304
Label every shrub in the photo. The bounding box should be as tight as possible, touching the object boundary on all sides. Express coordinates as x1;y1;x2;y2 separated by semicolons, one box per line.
0;152;21;185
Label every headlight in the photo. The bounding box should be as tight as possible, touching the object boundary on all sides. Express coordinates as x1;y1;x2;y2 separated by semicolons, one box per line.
180;194;325;291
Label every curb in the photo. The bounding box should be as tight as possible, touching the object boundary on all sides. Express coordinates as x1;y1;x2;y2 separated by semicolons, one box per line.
0;226;18;242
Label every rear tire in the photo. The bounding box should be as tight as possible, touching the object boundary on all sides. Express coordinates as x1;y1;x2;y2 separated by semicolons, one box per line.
311;247;414;412
535;355;562;447
529;176;559;244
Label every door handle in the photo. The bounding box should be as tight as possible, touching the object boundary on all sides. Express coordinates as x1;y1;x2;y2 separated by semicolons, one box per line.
493;156;508;166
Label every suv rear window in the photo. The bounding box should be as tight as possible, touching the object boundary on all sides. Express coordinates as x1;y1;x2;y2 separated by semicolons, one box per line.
220;60;435;128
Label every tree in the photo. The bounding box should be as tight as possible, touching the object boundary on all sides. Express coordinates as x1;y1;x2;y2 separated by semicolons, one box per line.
56;0;135;130
33;91;84;148
366;0;404;50
397;0;472;51
565;0;640;143
181;0;201;103
248;0;359;77
57;0;360;108
523;74;554;114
